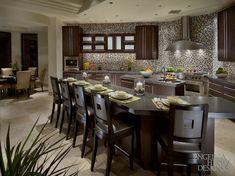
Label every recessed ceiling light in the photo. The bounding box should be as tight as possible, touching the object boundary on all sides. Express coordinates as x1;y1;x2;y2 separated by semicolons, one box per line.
115;15;119;17
187;5;191;7
168;10;182;14
158;5;162;7
83;13;87;16
136;4;139;7
155;13;158;16
109;1;113;4
120;20;123;22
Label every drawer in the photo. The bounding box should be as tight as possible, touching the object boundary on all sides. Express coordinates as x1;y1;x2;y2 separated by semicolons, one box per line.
120;79;134;89
145;84;153;94
209;82;223;92
224;86;235;97
209;88;223;97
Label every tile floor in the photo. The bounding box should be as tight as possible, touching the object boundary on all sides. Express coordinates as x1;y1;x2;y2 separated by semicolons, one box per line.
0;90;235;176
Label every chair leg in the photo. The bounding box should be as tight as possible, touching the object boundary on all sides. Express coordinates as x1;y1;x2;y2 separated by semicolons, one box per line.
66;110;73;140
55;104;61;128
187;165;191;176
129;131;134;170
59;109;65;133
73;120;79;148
81;123;89;158
106;142;114;176
91;135;98;171
50;102;55;124
41;83;43;92
168;157;173;176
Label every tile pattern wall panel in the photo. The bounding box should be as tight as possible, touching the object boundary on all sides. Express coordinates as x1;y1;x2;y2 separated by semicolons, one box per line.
79;14;235;77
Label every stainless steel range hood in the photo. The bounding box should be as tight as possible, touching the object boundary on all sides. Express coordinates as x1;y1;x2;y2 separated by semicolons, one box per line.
165;16;205;51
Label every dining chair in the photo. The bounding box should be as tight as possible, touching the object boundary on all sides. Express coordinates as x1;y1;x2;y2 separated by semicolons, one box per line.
59;80;76;140
15;71;31;97
73;85;94;158
90;92;135;176
50;76;63;128
28;67;38;89
156;104;209;176
1;68;13;76
35;68;46;91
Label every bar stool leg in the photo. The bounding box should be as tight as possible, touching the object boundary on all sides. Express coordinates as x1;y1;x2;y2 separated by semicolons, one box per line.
50;101;55;123
73;120;79;147
60;108;65;133
81;122;89;158
91;135;98;171
55;103;61;128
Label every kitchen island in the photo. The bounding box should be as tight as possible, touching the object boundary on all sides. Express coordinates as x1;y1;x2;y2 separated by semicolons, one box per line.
79;79;235;170
120;74;185;95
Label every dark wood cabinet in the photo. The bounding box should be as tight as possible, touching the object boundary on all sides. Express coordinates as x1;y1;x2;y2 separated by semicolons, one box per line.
218;5;235;62
136;25;158;60
0;32;11;68
62;26;82;56
81;33;135;53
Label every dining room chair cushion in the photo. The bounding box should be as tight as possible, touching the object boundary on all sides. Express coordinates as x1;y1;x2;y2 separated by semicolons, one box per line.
157;133;201;153
1;68;13;76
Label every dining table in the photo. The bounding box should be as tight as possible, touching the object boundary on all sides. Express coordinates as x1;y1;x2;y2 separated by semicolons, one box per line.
68;78;235;170
0;75;16;96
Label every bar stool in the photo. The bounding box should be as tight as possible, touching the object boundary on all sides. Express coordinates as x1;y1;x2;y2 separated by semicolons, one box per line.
59;80;75;140
50;76;63;128
90;92;135;176
156;104;209;176
73;84;94;158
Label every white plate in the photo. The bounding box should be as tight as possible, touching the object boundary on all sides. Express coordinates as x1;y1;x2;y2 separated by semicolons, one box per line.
90;86;107;92
73;81;89;86
109;92;133;100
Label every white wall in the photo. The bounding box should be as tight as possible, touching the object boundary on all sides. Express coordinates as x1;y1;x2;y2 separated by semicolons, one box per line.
9;30;49;86
48;17;63;91
11;32;21;69
38;31;48;85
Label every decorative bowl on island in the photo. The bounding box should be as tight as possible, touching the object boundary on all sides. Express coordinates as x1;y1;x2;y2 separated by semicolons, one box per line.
215;73;227;78
140;69;153;78
215;67;228;78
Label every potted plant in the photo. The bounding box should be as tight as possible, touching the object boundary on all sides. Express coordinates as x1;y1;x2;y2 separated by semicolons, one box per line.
0;119;78;176
124;57;135;71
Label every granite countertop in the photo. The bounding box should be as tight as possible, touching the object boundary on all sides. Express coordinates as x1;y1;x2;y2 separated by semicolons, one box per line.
64;70;140;74
121;74;185;87
208;76;235;86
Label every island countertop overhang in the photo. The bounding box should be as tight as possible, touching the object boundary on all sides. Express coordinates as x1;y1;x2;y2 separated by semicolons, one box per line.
120;74;185;87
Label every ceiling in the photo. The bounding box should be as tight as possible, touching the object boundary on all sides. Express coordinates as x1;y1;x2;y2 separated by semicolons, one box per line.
0;0;235;31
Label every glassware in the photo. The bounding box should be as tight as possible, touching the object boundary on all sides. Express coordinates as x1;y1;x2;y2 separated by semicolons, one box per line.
82;71;88;80
134;79;145;96
103;74;111;84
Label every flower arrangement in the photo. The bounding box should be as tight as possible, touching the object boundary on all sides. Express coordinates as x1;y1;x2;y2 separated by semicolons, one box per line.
11;60;19;71
124;57;135;70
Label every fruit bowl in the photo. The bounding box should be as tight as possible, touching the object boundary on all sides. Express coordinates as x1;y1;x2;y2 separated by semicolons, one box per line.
140;71;153;78
216;73;228;78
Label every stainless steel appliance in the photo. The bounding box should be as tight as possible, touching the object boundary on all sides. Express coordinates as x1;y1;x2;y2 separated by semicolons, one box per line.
64;56;79;71
183;73;208;96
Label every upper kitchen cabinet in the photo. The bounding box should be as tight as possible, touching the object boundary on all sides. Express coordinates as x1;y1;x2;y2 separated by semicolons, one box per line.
218;5;235;62
62;26;82;56
82;33;135;53
135;25;158;60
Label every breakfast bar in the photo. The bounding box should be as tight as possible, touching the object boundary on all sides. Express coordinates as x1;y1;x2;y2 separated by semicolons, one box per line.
76;79;235;169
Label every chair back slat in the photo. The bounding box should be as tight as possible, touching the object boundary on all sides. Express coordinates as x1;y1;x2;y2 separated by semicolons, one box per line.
60;81;70;101
73;85;87;117
91;92;113;134
169;104;208;145
16;71;31;89
174;110;203;138
50;76;61;100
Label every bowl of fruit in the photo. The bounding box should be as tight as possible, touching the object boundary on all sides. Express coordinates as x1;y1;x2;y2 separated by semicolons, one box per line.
215;67;228;78
140;68;153;78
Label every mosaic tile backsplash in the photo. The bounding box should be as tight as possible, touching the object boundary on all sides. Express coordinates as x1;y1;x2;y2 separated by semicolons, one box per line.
79;14;235;76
